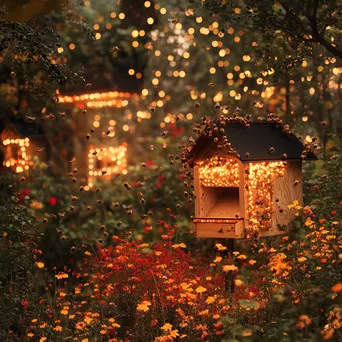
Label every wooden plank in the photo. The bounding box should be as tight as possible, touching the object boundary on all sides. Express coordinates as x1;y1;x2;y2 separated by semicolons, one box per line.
195;222;236;239
271;161;303;233
200;186;217;217
206;188;240;217
238;162;247;238
193;165;201;217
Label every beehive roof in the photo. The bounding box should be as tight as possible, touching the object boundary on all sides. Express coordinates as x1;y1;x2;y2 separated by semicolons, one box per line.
190;122;317;163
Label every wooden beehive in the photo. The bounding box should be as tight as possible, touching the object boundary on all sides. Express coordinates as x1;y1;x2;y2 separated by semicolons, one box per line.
187;121;317;239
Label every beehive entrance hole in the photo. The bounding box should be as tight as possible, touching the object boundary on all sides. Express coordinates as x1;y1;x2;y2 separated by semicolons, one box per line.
202;186;241;218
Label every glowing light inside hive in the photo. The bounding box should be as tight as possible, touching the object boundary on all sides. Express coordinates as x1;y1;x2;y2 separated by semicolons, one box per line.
2;138;31;173
199;156;239;187
88;144;128;187
246;162;286;233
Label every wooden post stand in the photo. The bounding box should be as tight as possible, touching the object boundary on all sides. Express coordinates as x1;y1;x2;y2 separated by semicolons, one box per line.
225;238;235;293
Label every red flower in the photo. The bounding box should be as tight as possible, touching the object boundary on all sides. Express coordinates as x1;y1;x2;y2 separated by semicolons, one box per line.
146;160;154;167
20;300;28;309
155;183;161;188
48;197;57;205
23;188;30;196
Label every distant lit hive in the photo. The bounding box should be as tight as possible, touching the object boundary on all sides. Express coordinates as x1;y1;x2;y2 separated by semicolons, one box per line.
88;144;127;187
2;138;31;173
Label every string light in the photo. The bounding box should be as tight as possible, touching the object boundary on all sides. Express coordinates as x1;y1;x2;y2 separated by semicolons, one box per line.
3;138;31;173
58;91;138;108
88;144;128;187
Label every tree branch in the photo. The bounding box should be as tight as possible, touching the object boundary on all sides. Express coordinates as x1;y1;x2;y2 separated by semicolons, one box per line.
308;0;342;58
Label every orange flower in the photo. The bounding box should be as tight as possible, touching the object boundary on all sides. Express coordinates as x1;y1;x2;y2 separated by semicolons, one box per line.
170;330;180;338
213;256;222;263
297;256;307;262
54;325;62;332
35;262;44;268
75;322;86;330
223;265;238;272
136;300;151;312
332;283;342;293
215;243;227;251
195;286;207;294
161;323;173;332
206;296;215;304
55;272;68;279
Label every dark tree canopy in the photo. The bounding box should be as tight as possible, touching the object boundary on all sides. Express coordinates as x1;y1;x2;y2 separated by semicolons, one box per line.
191;0;342;67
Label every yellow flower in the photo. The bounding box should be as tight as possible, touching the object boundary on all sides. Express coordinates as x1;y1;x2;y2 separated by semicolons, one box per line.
59;291;66;297
213;256;222;263
223;265;238;272
297;257;307;262
84;316;93;324
81;339;89;342
39;322;47;329
249;260;257;265
305;218;314;227
206;296;216;304
137;300;151;312
199;309;209;315
237;254;247;260
27;333;34;338
235;279;243;287
35;262;44;269
215;243;227;251
60;309;69;315
84;251;91;256
54;325;62;332
39;337;47;342
195;286;207;294
172;243;186;249
100;329;107;335
55;272;68;279
31;318;38;323
161;323;173;332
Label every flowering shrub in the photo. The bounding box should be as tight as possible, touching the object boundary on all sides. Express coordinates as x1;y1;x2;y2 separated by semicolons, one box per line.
21;206;341;341
1;155;341;342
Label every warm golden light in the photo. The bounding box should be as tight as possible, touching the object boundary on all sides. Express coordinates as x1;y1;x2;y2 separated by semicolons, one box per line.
199;156;239;187
88;145;128;187
58;91;138;109
246;162;286;233
3;138;31;173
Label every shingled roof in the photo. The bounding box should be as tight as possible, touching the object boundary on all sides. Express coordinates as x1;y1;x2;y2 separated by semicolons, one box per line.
190;122;317;163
